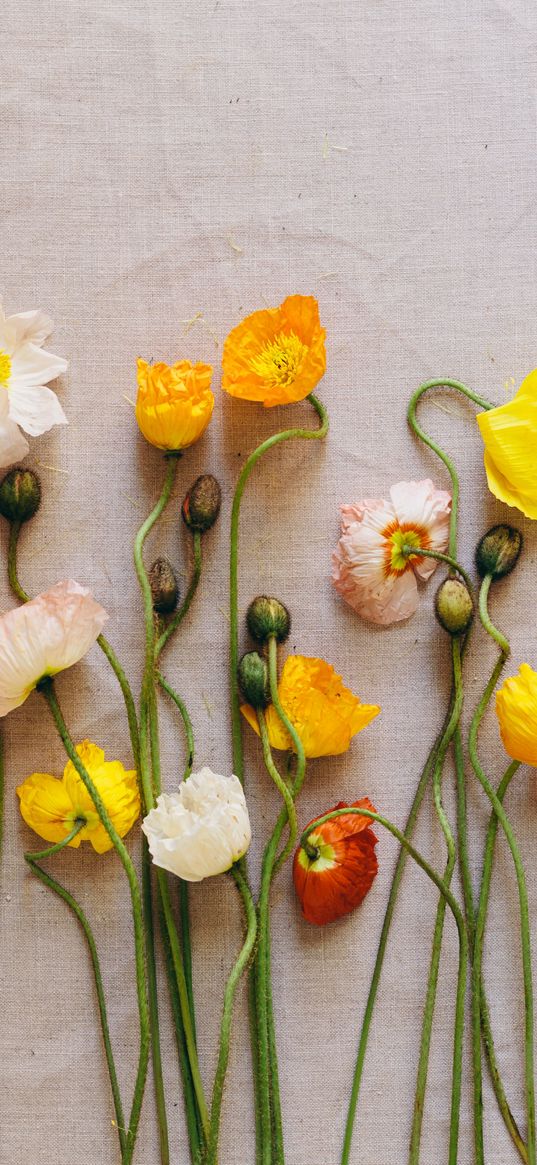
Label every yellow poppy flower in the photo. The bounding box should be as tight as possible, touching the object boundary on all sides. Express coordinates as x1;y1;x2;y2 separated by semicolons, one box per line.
17;740;140;853
477;370;537;519
222;295;326;407
241;654;380;758
136;359;214;451
496;664;537;766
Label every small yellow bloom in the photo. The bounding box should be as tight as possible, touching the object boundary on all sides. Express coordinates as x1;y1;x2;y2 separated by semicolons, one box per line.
496;664;537;766
222;295;326;407
17;740;140;853
241;654;380;758
136;359;214;451
477;370;537;519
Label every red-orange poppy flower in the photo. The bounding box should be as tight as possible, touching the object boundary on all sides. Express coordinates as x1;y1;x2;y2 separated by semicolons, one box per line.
293;798;378;925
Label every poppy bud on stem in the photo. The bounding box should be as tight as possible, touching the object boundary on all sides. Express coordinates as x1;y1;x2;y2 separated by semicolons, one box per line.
435;578;474;637
182;474;222;533
246;596;290;646
149;557;179;614
0;466;41;524
475;524;522;581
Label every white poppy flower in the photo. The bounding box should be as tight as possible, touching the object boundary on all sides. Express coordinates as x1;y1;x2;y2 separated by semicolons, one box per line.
0;580;108;716
0;300;68;468
142;767;252;881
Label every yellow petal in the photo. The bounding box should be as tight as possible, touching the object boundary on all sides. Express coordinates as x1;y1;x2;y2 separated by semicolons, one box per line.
477;372;537;519
16;772;81;846
63;740;140;853
496;664;537;766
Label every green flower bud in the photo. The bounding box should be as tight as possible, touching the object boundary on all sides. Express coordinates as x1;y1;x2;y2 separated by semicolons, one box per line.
435;578;474;636
475;524;523;580
182;474;222;533
238;651;270;709
149;557;179;614
246;596;291;645
0;467;41;523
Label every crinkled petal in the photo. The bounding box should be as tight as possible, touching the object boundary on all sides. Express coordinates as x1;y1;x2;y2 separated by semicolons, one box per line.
9;382;67;436
389;479;451;580
0;399;29;468
16;772;80;846
9;342;68;387
0;581;108;716
6;310;55;348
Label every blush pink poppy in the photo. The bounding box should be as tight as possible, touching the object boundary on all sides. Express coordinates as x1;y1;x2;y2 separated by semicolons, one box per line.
331;479;451;625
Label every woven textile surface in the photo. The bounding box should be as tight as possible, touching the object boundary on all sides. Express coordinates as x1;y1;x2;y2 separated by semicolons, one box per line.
2;1;537;1162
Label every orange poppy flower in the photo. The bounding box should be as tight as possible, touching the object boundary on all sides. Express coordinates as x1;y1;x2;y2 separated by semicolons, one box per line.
222;294;326;407
293;798;378;925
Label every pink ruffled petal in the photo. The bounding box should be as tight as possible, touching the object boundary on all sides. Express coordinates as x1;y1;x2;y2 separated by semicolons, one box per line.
389;479;451;580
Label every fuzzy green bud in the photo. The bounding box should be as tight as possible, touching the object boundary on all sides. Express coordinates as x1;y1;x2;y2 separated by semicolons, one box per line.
149;557;179;614
0;467;41;523
435;577;474;636
238;651;270;709
182;474;222;533
475;524;523;581
246;595;291;645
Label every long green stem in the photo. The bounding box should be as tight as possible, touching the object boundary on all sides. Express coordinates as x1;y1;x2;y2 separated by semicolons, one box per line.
205;864;258;1165
304;807;468;1165
409;639;464;1165
39;680;150;1165
25;825;128;1159
230;393;328;784
470;579;535;1165
341;705;453;1164
158;891;202;1163
157;671;195;781
156;529;202;658
228;393;328;1163
134;455;209;1150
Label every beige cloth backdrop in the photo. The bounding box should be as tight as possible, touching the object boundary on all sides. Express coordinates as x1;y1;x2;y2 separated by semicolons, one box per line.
2;1;537;1162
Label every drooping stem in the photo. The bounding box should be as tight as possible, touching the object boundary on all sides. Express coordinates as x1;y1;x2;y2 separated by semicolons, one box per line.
205;864;258;1165
230;393;328;784
25;824;127;1159
7;520;29;601
157;671;195;781
409;638;464;1165
470;578;535;1165
39;680;150;1165
402;544;474;594
303;807;468;1165
156;529;202;658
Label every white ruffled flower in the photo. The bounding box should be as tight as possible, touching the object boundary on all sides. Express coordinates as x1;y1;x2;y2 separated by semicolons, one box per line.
0;299;68;468
142;767;252;882
0;580;108;716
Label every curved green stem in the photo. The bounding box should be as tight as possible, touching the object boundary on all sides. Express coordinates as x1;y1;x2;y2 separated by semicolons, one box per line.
407;378;493;558
470;579;535;1165
157;671;195;781
37;680;149;1165
25;828;127;1158
156;529;202;658
402;545;474;594
7;520;29;601
409;638;464;1165
304;807;468;1165
230;393;328;784
205;864;258;1165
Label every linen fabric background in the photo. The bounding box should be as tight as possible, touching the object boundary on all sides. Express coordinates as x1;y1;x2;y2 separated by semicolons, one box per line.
2;1;537;1162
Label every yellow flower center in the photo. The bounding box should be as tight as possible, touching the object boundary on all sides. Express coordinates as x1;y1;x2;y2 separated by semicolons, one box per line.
297;832;337;872
250;330;307;388
0;350;12;388
383;523;428;576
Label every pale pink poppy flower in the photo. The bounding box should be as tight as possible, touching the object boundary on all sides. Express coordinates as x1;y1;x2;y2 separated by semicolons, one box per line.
332;479;451;625
0;580;108;716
